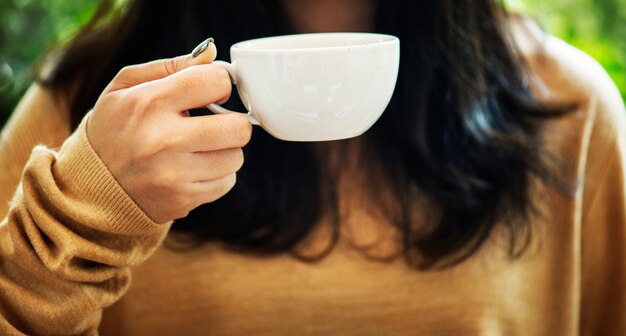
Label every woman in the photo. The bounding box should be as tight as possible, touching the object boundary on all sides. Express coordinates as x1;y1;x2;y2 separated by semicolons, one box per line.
1;0;624;334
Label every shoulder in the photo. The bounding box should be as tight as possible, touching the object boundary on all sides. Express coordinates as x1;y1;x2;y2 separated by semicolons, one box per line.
509;16;625;148
1;84;71;149
509;16;625;126
0;84;72;218
509;16;626;196
10;84;70;121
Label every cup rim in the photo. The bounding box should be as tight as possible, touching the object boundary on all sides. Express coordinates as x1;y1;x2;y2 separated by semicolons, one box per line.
231;32;399;53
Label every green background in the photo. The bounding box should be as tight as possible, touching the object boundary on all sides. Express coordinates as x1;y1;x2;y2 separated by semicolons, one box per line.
1;0;625;127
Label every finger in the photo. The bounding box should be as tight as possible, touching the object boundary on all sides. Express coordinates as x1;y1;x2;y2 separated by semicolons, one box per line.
184;148;244;182
106;38;217;92
134;63;232;112
180;113;253;152
189;174;238;205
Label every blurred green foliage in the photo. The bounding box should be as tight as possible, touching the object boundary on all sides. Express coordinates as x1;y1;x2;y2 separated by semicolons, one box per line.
0;0;98;124
1;0;625;127
508;0;626;101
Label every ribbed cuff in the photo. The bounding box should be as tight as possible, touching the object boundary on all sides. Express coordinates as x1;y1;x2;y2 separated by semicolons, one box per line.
52;115;169;235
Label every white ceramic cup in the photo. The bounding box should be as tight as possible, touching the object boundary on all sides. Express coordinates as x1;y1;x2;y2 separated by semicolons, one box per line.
208;32;400;142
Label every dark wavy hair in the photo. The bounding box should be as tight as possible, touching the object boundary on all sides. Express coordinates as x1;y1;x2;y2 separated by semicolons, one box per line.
40;0;571;268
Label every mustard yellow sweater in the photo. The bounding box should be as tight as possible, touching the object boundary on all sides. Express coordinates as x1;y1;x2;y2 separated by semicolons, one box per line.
1;28;625;335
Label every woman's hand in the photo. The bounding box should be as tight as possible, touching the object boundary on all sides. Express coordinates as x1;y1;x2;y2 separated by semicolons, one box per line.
87;42;251;224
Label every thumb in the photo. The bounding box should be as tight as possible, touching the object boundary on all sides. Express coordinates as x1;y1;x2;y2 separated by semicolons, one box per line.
106;37;217;92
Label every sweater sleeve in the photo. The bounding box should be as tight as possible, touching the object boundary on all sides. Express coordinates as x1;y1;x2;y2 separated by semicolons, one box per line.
0;85;71;219
0;116;172;335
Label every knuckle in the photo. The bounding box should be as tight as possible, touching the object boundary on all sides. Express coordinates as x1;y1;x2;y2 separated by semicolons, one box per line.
179;210;191;220
154;168;180;189
216;174;237;199
167;193;196;220
229;148;245;172
215;67;232;86
174;198;193;217
124;89;142;108
126;89;160;115
230;115;253;145
212;148;244;174
210;67;233;97
166;202;190;220
204;174;237;204
142;179;189;222
222;173;237;193
171;210;190;221
163;57;180;76
140;132;170;156
115;65;135;80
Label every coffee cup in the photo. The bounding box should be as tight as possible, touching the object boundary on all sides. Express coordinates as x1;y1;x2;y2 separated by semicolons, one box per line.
208;32;400;142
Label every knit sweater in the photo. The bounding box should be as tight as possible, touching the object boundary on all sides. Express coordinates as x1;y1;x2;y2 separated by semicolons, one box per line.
0;27;625;335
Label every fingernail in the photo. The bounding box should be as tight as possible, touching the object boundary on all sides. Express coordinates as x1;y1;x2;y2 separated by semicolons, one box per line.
192;37;214;58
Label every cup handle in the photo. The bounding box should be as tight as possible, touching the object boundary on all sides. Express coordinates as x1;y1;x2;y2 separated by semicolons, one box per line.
207;61;260;125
